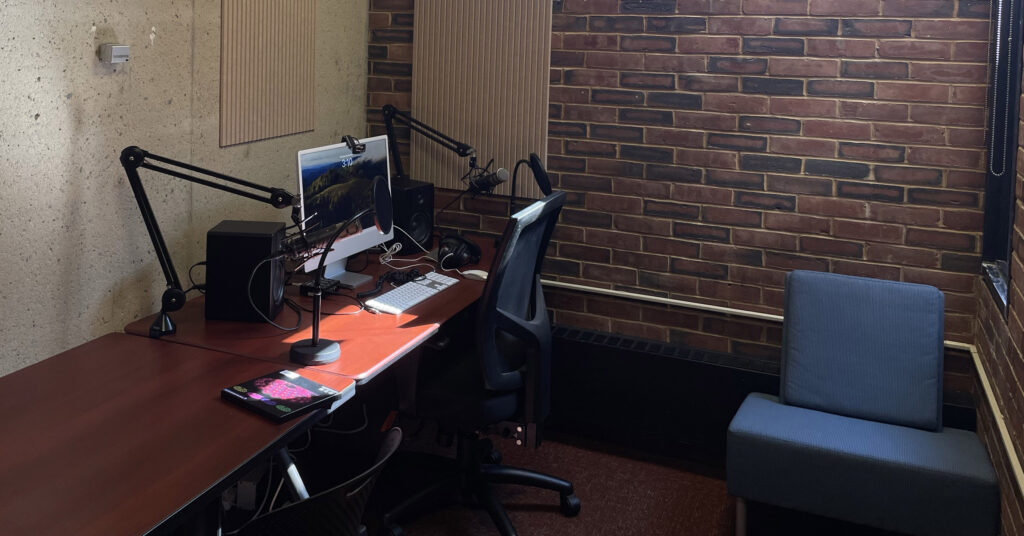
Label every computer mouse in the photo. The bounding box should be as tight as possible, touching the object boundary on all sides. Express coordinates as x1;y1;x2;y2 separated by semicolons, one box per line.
462;269;488;281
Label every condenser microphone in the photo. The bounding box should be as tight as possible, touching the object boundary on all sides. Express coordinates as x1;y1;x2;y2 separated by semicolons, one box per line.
468;167;509;194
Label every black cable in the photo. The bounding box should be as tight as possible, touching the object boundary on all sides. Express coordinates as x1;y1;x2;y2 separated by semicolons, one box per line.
509;158;529;216
188;261;207;294
247;256;303;331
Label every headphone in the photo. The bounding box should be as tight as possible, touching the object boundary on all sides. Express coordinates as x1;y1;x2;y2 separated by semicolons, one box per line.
438;234;481;270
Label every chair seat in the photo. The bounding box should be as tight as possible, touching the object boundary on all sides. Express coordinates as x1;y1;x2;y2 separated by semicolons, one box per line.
417;355;519;428
727;393;999;536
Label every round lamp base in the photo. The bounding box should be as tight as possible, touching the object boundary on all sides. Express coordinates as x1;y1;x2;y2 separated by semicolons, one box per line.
289;339;340;366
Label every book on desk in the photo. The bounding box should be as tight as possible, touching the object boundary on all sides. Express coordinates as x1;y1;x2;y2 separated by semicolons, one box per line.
222;369;342;421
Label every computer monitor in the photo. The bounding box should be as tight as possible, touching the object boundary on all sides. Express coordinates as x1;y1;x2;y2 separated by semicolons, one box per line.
297;135;393;288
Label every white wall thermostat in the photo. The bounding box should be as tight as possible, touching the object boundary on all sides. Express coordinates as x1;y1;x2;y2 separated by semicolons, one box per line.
99;44;130;63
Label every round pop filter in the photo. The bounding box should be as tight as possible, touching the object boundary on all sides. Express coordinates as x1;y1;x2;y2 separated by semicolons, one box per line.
372;175;393;235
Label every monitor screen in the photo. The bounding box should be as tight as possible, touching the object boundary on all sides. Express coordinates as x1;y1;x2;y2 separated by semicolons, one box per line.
297;135;393;281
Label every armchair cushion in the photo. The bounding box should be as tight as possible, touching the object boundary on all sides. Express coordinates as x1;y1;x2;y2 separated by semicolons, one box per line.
781;270;945;431
728;393;999;536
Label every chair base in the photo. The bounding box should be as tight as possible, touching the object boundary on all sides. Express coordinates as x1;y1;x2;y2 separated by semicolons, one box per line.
382;433;579;536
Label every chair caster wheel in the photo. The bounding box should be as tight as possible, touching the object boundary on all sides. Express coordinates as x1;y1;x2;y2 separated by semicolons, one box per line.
560;493;581;517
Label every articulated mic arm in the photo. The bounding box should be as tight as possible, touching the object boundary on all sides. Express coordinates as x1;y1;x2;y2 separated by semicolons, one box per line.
119;146;298;338
381;104;476;180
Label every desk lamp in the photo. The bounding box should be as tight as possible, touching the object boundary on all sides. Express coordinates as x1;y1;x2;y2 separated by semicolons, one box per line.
290;173;393;366
120;147;301;338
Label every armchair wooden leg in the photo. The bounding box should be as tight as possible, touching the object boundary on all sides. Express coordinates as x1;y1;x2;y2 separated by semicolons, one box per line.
735;497;747;536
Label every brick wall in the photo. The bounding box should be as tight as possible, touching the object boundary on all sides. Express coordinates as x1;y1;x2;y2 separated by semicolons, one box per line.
366;0;989;365
972;69;1024;536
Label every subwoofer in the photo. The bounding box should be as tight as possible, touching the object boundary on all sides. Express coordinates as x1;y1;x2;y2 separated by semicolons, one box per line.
205;220;285;322
389;178;434;253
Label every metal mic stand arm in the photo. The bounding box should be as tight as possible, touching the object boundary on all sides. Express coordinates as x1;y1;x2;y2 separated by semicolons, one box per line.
381;104;476;180
119;146;298;338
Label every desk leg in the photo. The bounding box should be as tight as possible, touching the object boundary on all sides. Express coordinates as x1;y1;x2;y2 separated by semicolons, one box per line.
276;448;310;501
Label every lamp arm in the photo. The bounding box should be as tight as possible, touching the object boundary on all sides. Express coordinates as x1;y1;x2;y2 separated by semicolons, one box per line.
119;146;299;338
381;104;476;180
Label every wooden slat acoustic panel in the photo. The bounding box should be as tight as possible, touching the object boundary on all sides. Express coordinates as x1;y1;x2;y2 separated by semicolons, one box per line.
220;0;316;147
411;0;551;199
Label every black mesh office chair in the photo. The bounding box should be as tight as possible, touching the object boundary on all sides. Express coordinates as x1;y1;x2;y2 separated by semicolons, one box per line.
240;427;403;536
384;191;578;536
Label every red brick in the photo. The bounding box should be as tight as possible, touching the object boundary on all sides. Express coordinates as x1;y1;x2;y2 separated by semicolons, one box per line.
943;209;984;232
766;174;834;195
615;214;673;236
731;265;787;287
883;0;954;17
703;94;770;114
586;228;642;251
646;127;704;147
809;0;880;16
550;87;590;104
953;41;988;62
644;54;707;72
744;0;808;14
878;40;952;60
559;243;611;263
770;136;837;157
643;236;700;258
865;244;939;267
675;111;737;130
613;178;673;198
699;280;763;303
733;228;800;250
948;128;984;147
798;196;869;218
951;85;987;105
833;219;904;243
611;250;670;272
873;165;943;185
703;206;763;227
902;268;976;292
841;60;909;80
676;148;738;169
586;51;645;70
765;251;830;271
587;193;642;214
806;38;878;57
914;20;989;40
562;0;619;14
838;142;906;163
832;260;902;280
641;305;700;329
947;170;985;189
670;258;730;280
563;34;620;51
800;236;864;258
906;228;977;252
764;212;831;234
769;58;840;77
875;81;950;103
911;63;988;84
701;243;765;266
680;74;739;92
872;123;946;145
709;17;773;35
801;119;870;140
563;69;619;87
840;101;909;121
771;97;838;118
872;203;941;225
907;147;982;169
671;184;733;205
675;0;743;15
909;105;985;127
677;36;741;54
563;104;618;122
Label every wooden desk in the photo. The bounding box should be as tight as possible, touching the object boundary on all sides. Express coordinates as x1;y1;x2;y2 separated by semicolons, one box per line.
124;253;489;383
0;333;354;536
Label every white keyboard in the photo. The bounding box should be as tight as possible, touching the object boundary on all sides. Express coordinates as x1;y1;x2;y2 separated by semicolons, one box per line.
365;271;459;314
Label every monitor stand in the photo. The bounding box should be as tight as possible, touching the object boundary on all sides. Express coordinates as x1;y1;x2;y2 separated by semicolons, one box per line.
322;256;372;289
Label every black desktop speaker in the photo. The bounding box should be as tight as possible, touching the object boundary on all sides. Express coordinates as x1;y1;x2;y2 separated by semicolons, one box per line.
390;178;434;253
205;220;286;322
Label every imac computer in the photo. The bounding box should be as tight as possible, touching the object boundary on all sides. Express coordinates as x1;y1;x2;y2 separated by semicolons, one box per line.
297;135;393;288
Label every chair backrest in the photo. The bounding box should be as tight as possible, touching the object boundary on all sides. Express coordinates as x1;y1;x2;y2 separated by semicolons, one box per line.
780;270;945;431
475;190;565;425
240;427;403;536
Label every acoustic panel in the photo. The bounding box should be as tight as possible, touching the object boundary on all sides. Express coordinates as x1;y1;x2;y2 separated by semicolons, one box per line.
220;0;316;147
411;0;551;199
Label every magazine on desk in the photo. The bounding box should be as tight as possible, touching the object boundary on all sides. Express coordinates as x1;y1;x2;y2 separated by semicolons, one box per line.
222;369;343;422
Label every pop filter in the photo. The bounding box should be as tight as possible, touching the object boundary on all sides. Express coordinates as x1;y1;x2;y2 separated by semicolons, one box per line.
372;175;393;235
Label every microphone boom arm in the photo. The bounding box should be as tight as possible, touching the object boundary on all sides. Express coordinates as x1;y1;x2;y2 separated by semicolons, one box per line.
381;104;476;180
119;146;298;338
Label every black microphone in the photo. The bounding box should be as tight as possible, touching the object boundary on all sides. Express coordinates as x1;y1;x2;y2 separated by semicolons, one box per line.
468;167;509;194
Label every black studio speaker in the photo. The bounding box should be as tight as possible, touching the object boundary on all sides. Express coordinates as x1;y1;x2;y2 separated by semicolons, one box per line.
390;178;434;253
205;220;286;322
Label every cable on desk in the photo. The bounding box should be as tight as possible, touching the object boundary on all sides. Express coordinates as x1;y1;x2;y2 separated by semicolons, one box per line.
316;404;369;435
188;261;207;294
248;256;303;331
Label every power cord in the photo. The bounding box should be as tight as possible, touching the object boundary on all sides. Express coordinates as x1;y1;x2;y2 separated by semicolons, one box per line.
247;256;303;331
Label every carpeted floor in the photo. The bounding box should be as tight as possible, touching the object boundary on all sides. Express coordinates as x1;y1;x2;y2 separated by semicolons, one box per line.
393;436;734;536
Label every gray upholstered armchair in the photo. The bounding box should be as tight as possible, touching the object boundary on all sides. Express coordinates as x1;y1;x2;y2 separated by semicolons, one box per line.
727;270;999;535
